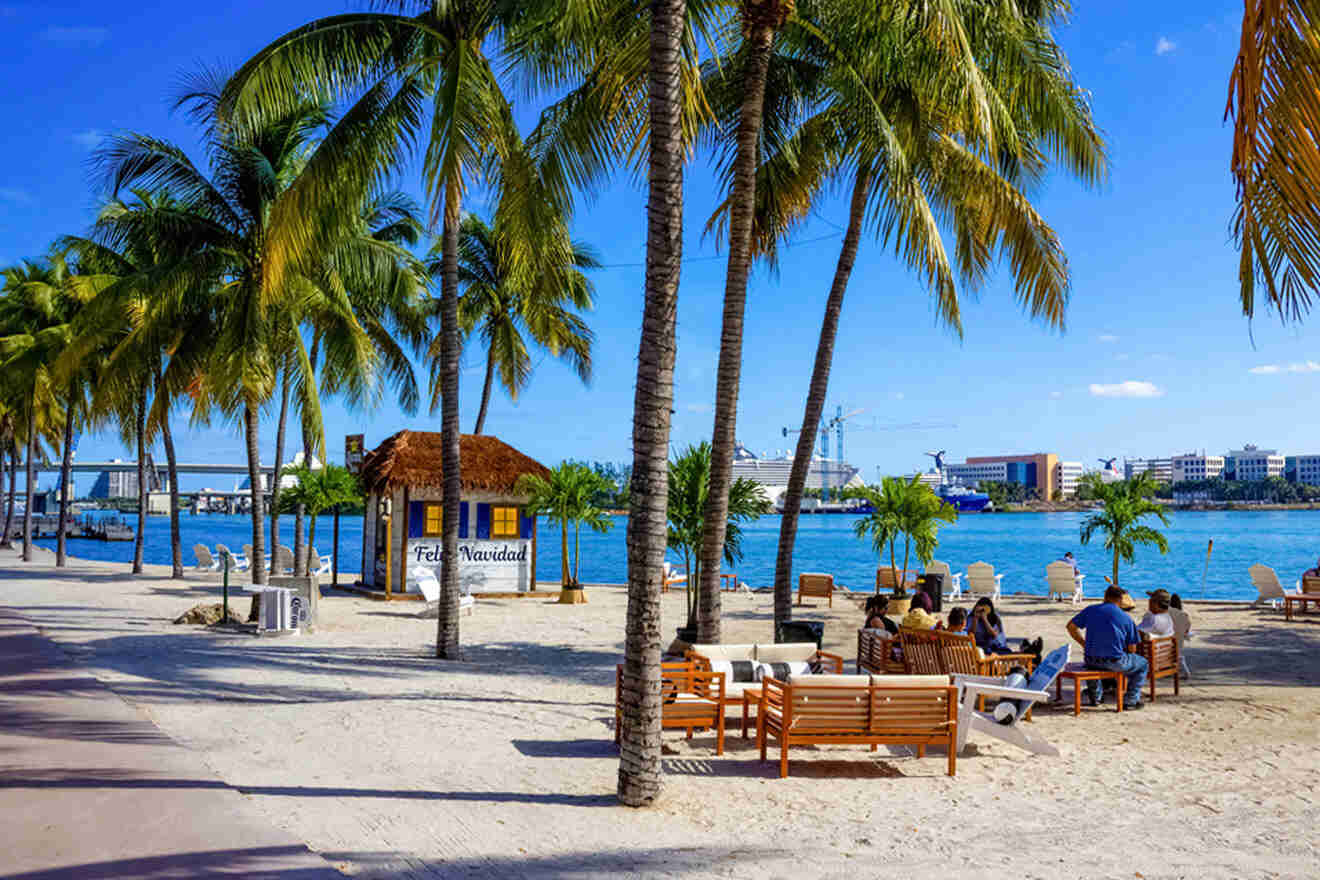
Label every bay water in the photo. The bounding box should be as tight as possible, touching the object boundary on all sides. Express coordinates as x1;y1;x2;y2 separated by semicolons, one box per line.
38;509;1319;601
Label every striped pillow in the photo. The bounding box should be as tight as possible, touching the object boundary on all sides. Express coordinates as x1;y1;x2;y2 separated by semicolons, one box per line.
708;660;758;683
755;660;811;682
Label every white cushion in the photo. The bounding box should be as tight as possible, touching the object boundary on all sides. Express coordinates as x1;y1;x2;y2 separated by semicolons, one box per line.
793;674;871;687
690;643;756;662
869;674;950;687
754;643;818;663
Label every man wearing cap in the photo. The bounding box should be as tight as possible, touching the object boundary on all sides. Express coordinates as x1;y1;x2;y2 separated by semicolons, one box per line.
1138;589;1174;638
1065;585;1148;709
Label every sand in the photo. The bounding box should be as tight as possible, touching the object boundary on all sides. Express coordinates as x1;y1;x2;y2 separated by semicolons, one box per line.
3;546;1318;879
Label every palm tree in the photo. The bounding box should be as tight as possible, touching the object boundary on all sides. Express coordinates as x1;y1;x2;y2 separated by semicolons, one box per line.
0;402;15;550
743;0;1108;634
852;478;905;589
666;442;770;632
96;75;406;585
1227;1;1320;322
517;462;614;602
436;214;598;435
1079;472;1171;588
279;463;360;567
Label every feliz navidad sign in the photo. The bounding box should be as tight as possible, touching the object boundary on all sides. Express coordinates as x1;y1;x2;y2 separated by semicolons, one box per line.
407;539;533;593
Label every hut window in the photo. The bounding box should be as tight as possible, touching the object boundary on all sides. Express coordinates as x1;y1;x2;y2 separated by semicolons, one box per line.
491;505;519;538
423;503;443;537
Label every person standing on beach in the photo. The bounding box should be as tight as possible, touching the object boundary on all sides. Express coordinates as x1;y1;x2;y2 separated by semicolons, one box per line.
1138;589;1174;637
1066;585;1148;709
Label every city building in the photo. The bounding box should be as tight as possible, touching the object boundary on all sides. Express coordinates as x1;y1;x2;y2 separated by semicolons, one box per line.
1171;453;1225;483
1054;461;1084;498
1286;455;1320;486
1124;457;1173;483
945;453;1060;498
90;467;138;499
1224;445;1285;481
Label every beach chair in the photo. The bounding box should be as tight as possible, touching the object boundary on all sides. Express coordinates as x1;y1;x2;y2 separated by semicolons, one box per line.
875;566;912;592
797;572;834;607
898;627;943;674
925;560;962;600
617;661;726;755
952;645;1070;758
1169;607;1192;679
215;545;249;572
272;545;295;575
1248;564;1299;609
410;564;475;613
965;562;1003;601
307;546;333;576
661;562;686;594
1045;561;1084;604
193;544;220;572
1137;635;1179;702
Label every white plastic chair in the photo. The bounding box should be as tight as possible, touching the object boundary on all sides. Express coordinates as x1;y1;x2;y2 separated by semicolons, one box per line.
193;544;219;572
1248;564;1299;609
965;562;1003;602
925;560;963;600
1045;561;1084;604
409;565;474;613
215;544;249;572
307;546;333;576
1170;607;1193;679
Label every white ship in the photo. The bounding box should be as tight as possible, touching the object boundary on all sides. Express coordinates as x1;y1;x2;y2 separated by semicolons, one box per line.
731;442;862;504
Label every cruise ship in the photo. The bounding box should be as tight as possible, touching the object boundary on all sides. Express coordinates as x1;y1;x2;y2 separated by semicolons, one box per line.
731;442;862;504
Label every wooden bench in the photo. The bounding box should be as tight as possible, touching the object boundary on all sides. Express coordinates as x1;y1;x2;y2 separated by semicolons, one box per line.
856;628;904;674
797;572;834;607
757;674;958;778
1136;635;1179;702
686;643;844;710
614;661;726;754
1055;664;1127;716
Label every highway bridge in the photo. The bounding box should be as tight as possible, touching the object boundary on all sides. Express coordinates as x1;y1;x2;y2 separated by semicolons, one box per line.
20;461;277;476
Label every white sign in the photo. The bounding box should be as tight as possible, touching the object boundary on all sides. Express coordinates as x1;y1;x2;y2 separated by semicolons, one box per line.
407;538;533;593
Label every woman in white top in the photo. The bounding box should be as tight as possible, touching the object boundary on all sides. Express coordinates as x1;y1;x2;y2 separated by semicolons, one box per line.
1138;589;1174;637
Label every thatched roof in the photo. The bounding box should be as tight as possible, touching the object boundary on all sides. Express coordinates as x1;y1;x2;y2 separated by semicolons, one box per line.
360;431;550;494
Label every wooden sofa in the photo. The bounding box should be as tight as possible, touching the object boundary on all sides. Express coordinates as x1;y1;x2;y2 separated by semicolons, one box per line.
856;628;904;674
686;642;845;707
614;661;726;754
757;674;958;778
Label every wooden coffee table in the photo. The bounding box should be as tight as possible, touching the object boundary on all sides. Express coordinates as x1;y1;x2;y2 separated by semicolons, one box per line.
1056;664;1127;716
1284;593;1320;621
740;686;763;738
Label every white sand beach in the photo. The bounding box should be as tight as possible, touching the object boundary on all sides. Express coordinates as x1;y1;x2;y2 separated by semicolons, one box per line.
4;547;1319;879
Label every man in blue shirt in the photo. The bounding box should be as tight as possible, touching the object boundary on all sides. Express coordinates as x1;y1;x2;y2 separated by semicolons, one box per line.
1066;585;1148;709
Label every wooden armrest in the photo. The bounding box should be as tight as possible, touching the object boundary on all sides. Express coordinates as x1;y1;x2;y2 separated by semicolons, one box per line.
816;650;844;672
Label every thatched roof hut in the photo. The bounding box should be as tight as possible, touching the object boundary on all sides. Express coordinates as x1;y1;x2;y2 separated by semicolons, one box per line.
360;431;550;495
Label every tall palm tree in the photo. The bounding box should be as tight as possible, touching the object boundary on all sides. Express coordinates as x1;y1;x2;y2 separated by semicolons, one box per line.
1228;1;1320;322
95;77;404;585
1079;472;1170;586
720;0;1109;634
437;214;598;435
0;402;15;550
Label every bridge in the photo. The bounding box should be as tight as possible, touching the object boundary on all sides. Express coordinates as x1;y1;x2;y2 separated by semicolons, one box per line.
20;461;278;476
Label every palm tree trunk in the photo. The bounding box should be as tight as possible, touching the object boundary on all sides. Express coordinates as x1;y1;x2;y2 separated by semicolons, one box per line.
159;388;183;579
695;13;781;645
574;521;581;584
560;522;569;587
1112;550;1120;587
132;383;146;575
436;178;463;661
473;346;496;434
21;403;35;562
295;337;318;577
56;389;74;567
772;164;872;633
269;369;290;575
1;441;14;550
618;0;686;809
307;512;317;564
245;401;267;586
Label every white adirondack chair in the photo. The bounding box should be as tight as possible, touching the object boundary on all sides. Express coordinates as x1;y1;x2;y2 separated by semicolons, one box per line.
1169;607;1193;679
410;565;475;613
272;545;296;575
925;560;963;600
307;546;333;576
215;544;249;572
1248;564;1299;609
965;562;1003;601
193;544;219;572
952;652;1069;757
1045;561;1084;604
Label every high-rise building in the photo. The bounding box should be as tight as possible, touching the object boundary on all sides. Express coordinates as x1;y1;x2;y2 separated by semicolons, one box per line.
1054;461;1084;498
1171;453;1225;483
946;453;1060;498
90;469;139;499
1286;455;1320;485
1124;457;1173;482
1224;445;1285;481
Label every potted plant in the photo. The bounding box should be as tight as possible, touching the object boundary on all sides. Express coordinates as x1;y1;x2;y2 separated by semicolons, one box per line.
855;476;957;614
1079;471;1169;587
518;462;615;603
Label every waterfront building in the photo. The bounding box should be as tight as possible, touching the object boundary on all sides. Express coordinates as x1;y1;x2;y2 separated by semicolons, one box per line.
947;453;1060;498
1285;455;1320;485
90;466;137;499
1054;461;1084;498
1171;453;1225;483
1224;445;1285;481
1124;457;1173;482
357;431;548;598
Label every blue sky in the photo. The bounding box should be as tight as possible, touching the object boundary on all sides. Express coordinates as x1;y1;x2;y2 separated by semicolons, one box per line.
2;2;1315;493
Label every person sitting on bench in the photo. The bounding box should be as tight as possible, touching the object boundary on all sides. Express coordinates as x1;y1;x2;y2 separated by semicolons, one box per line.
1066;585;1148;710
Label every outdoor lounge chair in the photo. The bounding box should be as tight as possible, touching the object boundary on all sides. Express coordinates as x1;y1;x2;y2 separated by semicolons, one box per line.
1248;563;1300;608
797;572;834;606
898;628;944;674
307;546;333;576
215;544;248;572
857;628;904;674
272;545;295;575
875;567;913;592
661;562;686;594
616;661;726;755
965;562;1003;601
1136;634;1180;702
1045;561;1084;604
925;560;962;600
410;565;474;613
952;645;1070;758
193;544;220;572
1169;607;1192;678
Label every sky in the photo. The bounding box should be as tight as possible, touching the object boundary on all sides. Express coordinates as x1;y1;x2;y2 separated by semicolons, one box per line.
2;1;1316;493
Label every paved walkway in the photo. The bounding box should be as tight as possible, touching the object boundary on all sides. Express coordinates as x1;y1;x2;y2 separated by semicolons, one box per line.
0;608;344;879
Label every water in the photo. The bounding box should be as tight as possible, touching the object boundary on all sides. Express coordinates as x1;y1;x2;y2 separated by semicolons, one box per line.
40;509;1320;601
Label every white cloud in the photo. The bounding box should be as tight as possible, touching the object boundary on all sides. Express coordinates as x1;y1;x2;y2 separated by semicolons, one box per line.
1249;360;1320;375
72;129;105;149
1089;381;1165;399
684;403;711;414
1116;353;1130;361
1049;391;1063;399
41;26;109;47
1097;334;1119;343
0;187;31;204
1155;36;1177;56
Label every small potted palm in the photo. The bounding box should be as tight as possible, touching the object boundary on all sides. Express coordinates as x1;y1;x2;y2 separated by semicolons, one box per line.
855;476;957;615
518;462;616;604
